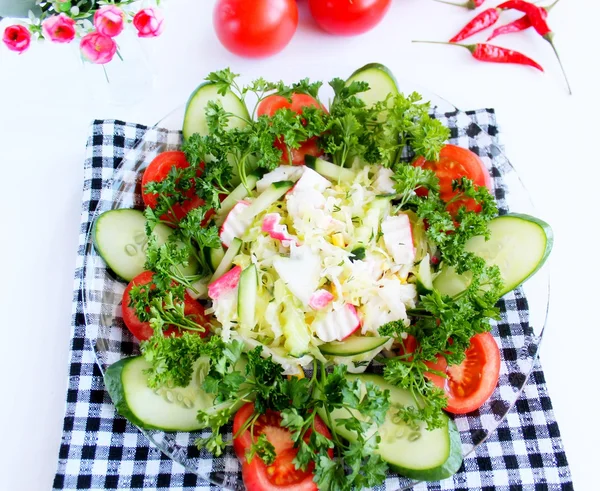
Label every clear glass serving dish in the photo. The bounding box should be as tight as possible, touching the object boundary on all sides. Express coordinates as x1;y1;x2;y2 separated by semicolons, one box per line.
82;81;550;490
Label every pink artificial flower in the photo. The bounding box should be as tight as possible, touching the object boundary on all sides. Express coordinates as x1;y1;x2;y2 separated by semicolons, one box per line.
132;8;164;38
94;5;125;38
2;25;31;53
42;14;76;43
80;32;117;65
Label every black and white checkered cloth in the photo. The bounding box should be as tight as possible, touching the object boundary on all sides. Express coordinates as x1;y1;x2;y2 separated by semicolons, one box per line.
53;110;573;490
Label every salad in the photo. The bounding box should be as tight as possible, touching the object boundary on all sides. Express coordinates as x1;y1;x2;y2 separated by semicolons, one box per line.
95;64;553;491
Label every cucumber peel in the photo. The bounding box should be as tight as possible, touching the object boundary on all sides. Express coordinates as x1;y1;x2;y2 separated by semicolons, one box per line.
319;335;389;356
346;63;399;107
434;213;553;297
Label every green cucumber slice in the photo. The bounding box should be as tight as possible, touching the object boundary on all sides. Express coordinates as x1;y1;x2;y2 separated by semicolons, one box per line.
434;213;553;297
92;209;196;282
304;155;356;183
319;336;389;356
183;82;249;140
238;264;258;330
346;63;399;107
210;237;242;283
238;181;294;225
215;173;260;226
281;303;311;358
416;253;434;295
104;356;210;431
105;355;249;432
208;245;225;272
318;373;462;481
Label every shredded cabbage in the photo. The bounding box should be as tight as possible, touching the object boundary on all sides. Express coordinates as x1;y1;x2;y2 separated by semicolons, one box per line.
212;165;419;370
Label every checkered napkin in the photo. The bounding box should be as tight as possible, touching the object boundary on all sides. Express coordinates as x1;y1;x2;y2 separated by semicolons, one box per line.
53;110;573;491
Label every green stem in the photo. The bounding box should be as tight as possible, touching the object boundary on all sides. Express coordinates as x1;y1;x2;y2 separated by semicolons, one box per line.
545;0;561;12
228;113;252;125
432;0;474;8
545;34;572;95
412;40;473;52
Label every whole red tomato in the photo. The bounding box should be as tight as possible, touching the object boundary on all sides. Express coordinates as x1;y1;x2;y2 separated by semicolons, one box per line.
213;0;298;58
308;0;392;36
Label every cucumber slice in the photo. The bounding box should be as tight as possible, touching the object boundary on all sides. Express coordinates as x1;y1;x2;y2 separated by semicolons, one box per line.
434;213;553;297
304;155;356;183
183;82;250;140
416;253;434;295
92;209;196;282
354;196;391;244
281;303;311;358
104;356;218;431
319;336;389;356
318;373;462;481
238;264;258;330
238;181;294;225
208;245;225;271
346;63;399;107
210;237;242;283
215;173;260;226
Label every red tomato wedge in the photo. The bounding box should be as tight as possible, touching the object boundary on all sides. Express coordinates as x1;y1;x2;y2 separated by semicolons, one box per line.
121;271;210;341
141;151;205;224
426;332;501;414
233;403;332;491
413;144;493;216
257;93;327;166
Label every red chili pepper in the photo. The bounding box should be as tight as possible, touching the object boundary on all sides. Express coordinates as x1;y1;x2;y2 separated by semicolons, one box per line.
487;0;560;40
497;0;571;93
449;8;500;43
487;15;533;41
413;40;544;72
433;0;485;9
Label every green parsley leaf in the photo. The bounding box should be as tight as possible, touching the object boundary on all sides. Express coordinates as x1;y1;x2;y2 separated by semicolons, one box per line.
246;433;276;466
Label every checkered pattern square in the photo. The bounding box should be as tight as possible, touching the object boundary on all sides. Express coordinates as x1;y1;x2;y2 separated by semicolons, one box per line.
53;111;573;490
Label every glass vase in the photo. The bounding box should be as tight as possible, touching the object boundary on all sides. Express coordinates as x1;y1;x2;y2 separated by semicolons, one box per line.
0;0;40;18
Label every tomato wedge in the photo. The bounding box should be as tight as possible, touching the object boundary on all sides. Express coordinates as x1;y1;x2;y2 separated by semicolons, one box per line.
141;151;206;223
257;93;327;166
425;332;501;414
233;402;332;491
413;144;492;215
121;271;210;341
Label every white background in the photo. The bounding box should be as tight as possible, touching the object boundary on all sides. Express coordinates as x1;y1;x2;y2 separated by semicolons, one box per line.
0;0;597;489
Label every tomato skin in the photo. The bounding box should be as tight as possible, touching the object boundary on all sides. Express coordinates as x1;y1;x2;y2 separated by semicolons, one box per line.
213;0;298;58
413;144;493;215
274;137;322;166
233;403;332;491
121;271;210;341
141;151;206;224
257;93;326;165
426;333;501;415
257;94;326;117
308;0;392;36
142;151;190;209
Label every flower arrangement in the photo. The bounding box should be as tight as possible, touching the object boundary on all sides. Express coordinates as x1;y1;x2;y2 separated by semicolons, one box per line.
1;1;165;64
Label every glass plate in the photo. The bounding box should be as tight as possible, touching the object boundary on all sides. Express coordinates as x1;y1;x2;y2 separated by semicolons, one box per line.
82;81;550;491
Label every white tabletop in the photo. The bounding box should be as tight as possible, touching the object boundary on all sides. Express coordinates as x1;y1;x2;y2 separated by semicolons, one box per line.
0;0;597;489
